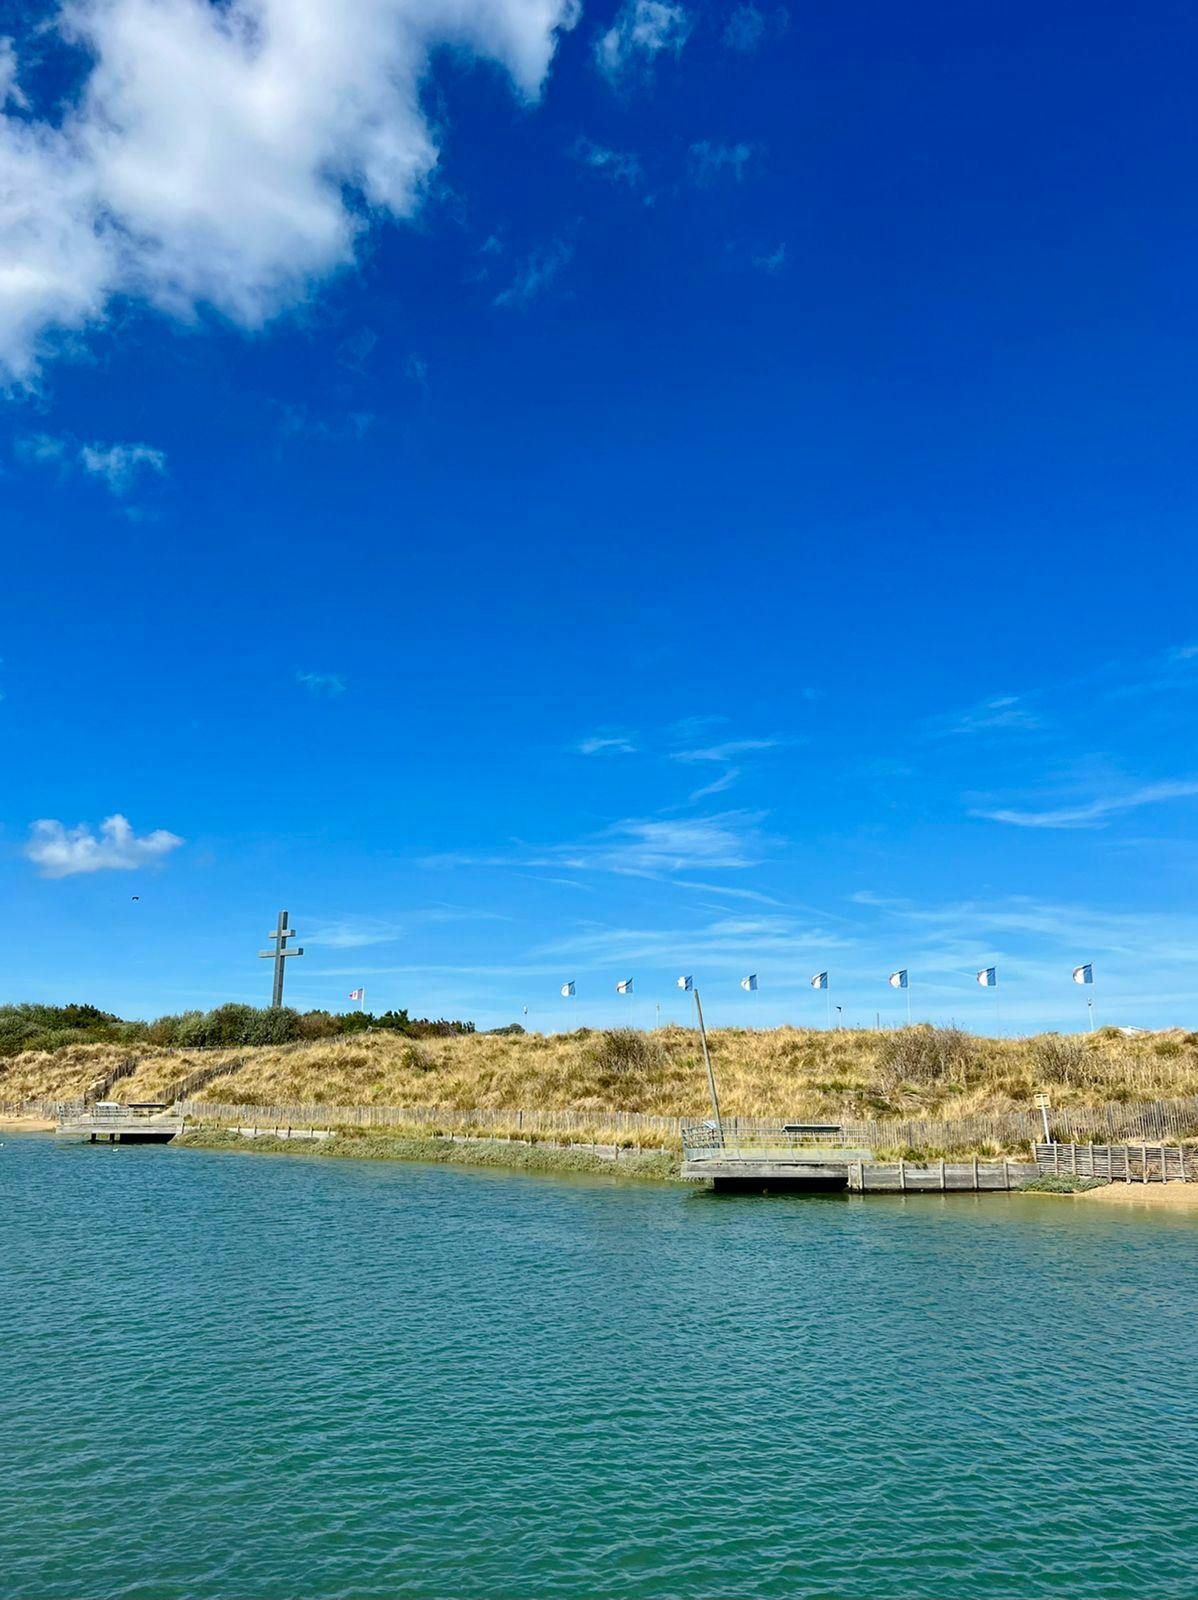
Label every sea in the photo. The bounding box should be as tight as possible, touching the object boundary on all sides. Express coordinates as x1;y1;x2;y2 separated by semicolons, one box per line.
3;1132;1196;1599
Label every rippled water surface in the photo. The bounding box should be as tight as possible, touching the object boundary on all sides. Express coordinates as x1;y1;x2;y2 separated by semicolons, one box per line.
4;1134;1197;1599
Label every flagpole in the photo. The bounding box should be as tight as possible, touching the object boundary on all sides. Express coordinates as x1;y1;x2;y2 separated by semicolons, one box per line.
693;987;723;1140
906;980;911;1027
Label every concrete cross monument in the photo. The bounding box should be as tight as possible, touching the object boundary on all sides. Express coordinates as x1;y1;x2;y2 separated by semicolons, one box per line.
260;910;304;1008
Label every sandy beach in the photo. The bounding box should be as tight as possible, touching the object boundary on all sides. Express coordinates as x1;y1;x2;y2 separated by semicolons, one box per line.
1080;1181;1198;1210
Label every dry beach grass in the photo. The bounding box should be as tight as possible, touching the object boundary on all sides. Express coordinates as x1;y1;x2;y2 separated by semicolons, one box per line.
5;1023;1198;1128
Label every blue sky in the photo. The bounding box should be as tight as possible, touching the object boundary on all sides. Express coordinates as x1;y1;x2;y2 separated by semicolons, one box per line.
2;0;1197;1032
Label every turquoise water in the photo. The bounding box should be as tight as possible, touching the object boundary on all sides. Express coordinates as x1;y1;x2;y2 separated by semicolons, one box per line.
3;1135;1197;1599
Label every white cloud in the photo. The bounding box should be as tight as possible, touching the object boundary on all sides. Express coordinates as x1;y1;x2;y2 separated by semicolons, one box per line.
572;135;643;186
493;236;573;308
929;694;1041;737
297;669;347;695
18;433;167;495
307;917;405;948
0;0;577;383
972;779;1198;830
722;3;787;52
754;243;786;274
422;809;770;877
672;735;784;798
672;736;782;762
688;766;741;801
576;729;638;754
595;0;691;83
79;442;167;494
25;813;184;877
688;140;755;184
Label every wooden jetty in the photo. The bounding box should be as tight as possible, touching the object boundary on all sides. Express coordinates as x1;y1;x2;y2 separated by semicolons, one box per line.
681;1121;1037;1192
57;1101;184;1144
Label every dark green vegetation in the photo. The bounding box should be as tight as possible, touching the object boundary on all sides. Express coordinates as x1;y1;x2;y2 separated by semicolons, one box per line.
181;1124;682;1182
0;1001;476;1058
1019;1173;1111;1194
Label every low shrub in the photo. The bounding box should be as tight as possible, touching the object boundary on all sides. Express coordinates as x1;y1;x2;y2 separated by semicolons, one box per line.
590;1029;663;1076
1019;1174;1109;1193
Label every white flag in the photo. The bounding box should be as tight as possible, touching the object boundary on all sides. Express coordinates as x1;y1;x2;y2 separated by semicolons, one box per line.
677;975;693;991
561;980;576;997
811;971;828;990
888;970;907;989
977;966;997;987
740;974;758;992
616;978;633;994
1072;964;1093;985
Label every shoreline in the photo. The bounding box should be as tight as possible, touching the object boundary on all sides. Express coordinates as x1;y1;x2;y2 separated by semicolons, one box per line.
179;1125;686;1183
0;1114;56;1131
180;1128;1198;1210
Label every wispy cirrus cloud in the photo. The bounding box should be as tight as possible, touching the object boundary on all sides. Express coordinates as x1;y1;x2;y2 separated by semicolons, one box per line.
535;910;850;965
722;2;788;51
493;237;574;308
927;694;1041;737
972;779;1198;830
671;734;789;801
572;136;643;187
595;0;692;85
575;729;638;755
25;813;183;877
296;670;347;696
422;809;771;878
672;737;784;763
307;917;405;949
688;140;756;184
18;434;167;497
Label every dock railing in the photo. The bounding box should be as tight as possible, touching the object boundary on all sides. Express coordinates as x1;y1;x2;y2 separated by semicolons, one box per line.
681;1121;869;1162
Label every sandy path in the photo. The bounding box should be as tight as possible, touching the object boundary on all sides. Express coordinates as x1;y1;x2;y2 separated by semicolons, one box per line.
0;1115;55;1131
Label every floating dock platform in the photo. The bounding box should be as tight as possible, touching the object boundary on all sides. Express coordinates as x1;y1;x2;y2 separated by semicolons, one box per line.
57;1101;184;1144
681;1122;1036;1192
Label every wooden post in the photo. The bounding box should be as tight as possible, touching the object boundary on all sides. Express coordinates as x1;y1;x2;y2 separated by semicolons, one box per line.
939;1158;946;1191
1003;1158;1011;1189
973;1155;980;1191
898;1158;906;1192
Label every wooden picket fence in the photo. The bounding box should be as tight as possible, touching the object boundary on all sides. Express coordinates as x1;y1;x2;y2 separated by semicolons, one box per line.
174;1092;1198;1152
1034;1143;1196;1182
12;1087;1198;1156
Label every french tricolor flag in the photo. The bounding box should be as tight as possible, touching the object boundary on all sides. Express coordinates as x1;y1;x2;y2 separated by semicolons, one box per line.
976;967;997;987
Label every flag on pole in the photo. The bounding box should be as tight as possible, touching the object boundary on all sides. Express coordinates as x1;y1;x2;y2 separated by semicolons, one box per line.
616;978;634;994
348;988;364;1001
561;980;576;997
977;967;997;987
889;970;908;989
811;971;829;990
677;975;693;991
740;974;758;991
1072;964;1093;985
